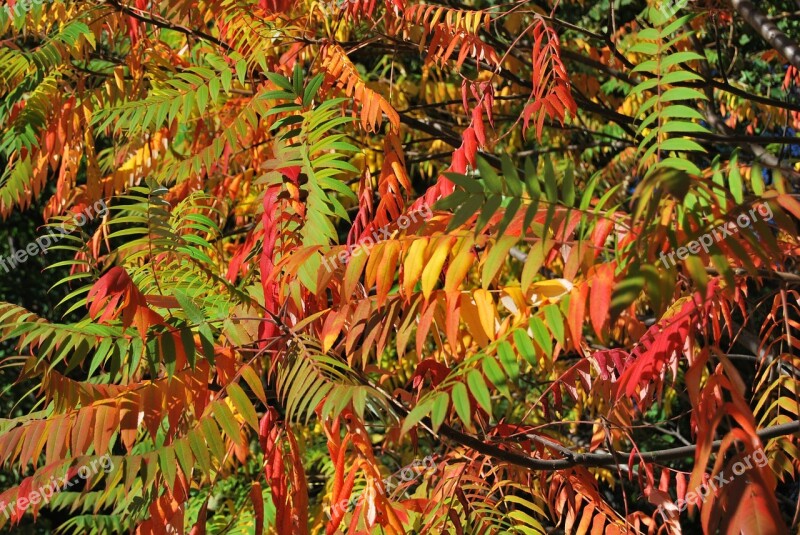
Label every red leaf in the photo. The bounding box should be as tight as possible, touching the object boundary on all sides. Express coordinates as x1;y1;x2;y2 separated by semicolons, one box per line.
716;461;787;535
522;21;576;140
590;262;615;340
462;126;478;167
250;482;264;535
472;106;486;146
189;500;208;535
86;266;164;339
412;358;450;389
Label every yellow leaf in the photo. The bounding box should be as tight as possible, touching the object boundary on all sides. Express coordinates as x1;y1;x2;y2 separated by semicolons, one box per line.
460;293;490;346
473;289;496;340
365;241;384;289
445;236;475;292
521;241;550;292
403;237;429;297
376;240;401;305
530;279;573;306
499;286;527;318
421;236;451;299
343;247;369;298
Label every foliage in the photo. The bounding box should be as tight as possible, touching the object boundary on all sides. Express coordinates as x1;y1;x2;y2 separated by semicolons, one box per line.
1;0;800;533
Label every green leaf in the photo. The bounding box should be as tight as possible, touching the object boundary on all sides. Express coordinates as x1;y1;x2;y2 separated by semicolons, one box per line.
174;290;205;325
520;243;545;292
660;105;705;120
659;138;706;153
212;401;244;446
660;87;707;102
501;154;522;196
542;304;564;347
658;121;712;135
610;273;645;316
466;369;492;414
352;387;367;420
496;341;519;380
685;254;708;294
160;330;176;378
448;194;483;231
637;28;661;41
521;199;540;239
401;398;434;435
660;69;704;85
512;329;537;366
292;63;304;97
201;418;227;463
543;156;558;203
524;158;541;199
189;428;212;476
661;51;705;69
474;194;502;234
562;164;575;206
265;72;293;92
750;162;765;195
227;383;259;431
431;392;449;433
657;157;703;176
158;446;178;493
450;382;472;428
729;154;744;203
661;14;694;37
632;59;659;74
628;42;659;56
496;196;521;238
444;172;482;194
528;316;552;360
198;323;216;365
481;235;517;289
477;156;502;193
481;356;509;398
241;365;267;404
174;438;194;481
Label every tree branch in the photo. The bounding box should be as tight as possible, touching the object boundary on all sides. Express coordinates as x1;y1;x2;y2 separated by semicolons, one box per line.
730;0;800;70
105;0;233;52
429;409;799;470
364;369;800;471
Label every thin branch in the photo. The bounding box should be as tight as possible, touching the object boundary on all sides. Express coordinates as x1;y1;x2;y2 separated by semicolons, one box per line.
104;0;233;52
425;408;800;470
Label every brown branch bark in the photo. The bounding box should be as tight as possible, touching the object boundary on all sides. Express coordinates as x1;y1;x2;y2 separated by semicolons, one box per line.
429;408;799;470
105;0;233;52
730;0;800;70
364;371;800;471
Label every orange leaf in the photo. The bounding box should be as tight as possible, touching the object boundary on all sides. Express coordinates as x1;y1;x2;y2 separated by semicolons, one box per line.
472;289;496;341
567;281;588;353
321;308;347;353
590;263;615;340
